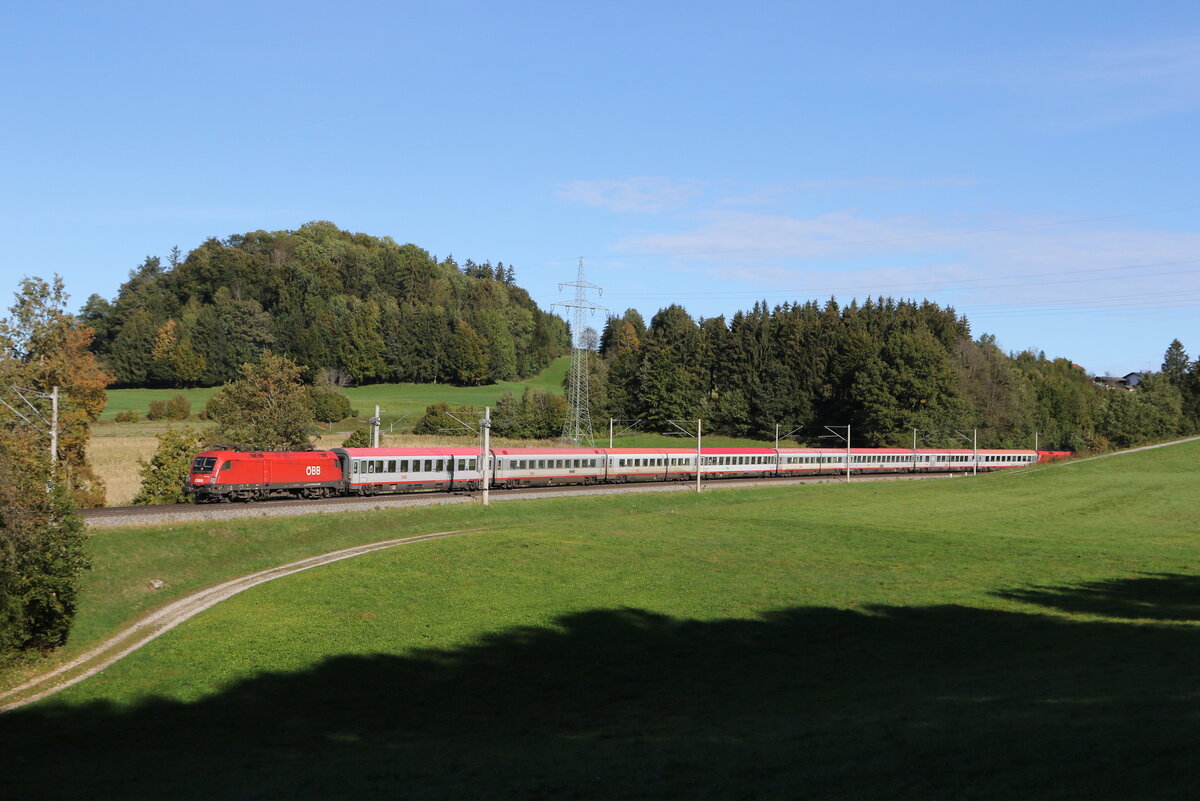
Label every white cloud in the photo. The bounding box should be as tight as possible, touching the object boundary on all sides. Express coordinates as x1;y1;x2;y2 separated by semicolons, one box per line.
898;34;1200;128
611;209;1200;311
1066;37;1200;85
555;177;705;214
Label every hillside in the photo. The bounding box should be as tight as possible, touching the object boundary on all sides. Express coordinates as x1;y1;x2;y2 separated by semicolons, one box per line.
80;221;570;388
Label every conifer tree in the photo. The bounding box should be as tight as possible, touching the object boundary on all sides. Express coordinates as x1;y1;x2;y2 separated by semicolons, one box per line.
1162;340;1189;386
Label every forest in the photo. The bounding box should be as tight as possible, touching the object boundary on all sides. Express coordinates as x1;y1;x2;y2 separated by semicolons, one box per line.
585;301;1200;451
80;221;570;389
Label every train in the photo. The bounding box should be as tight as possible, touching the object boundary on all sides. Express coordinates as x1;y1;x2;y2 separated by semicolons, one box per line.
183;445;1068;502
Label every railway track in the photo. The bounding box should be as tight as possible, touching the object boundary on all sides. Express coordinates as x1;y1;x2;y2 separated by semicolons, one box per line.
83;471;958;528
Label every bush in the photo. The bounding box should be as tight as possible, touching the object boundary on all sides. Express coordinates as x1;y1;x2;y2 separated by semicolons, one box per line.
309;385;353;428
413;402;481;436
0;430;89;657
132;428;207;505
147;394;190;421
114;409;139;423
341;428;371;448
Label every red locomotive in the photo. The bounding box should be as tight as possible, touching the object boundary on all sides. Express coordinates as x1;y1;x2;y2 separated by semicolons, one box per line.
185;450;343;502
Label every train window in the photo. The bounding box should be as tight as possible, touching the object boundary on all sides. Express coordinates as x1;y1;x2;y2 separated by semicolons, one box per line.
352;461;358;474
372;460;382;472
537;460;545;469
367;461;375;473
388;460;396;472
470;459;477;470
434;460;443;472
457;459;465;471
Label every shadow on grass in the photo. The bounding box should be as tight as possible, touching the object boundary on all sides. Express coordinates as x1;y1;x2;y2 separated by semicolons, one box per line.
994;572;1200;621
4;575;1200;800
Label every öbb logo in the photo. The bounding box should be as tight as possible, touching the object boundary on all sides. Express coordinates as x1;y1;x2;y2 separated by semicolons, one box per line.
305;465;322;476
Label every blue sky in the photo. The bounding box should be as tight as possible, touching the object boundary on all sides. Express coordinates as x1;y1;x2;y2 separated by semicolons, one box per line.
2;0;1197;376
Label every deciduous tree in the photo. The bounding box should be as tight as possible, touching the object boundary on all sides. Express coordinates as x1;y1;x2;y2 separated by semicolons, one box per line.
0;427;89;656
132;428;206;505
207;352;315;450
0;276;110;506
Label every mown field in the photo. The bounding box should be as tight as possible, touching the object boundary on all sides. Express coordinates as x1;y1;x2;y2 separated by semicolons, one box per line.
3;442;1199;799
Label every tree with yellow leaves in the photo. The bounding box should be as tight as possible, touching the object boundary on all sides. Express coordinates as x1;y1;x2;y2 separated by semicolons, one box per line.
0;276;111;507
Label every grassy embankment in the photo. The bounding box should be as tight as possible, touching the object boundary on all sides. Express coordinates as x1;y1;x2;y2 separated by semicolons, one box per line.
90;355;777;505
3;442;1199;798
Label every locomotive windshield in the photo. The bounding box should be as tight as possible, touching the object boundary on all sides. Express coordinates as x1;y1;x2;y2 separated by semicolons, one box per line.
191;456;217;473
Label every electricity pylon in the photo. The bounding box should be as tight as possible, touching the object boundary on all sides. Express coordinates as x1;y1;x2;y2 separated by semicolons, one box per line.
553;258;607;446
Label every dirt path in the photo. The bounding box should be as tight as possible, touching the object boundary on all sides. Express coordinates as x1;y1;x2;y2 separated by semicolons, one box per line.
0;530;468;713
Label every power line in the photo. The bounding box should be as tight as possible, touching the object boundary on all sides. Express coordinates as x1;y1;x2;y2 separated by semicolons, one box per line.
603;203;1200;260
577;258;1200;303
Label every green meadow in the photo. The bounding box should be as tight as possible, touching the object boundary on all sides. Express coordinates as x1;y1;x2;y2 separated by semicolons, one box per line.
98;356;572;423
3;443;1199;799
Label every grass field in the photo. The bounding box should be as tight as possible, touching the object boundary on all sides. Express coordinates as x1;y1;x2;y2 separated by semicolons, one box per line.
98;356;572;421
3;442;1199;798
